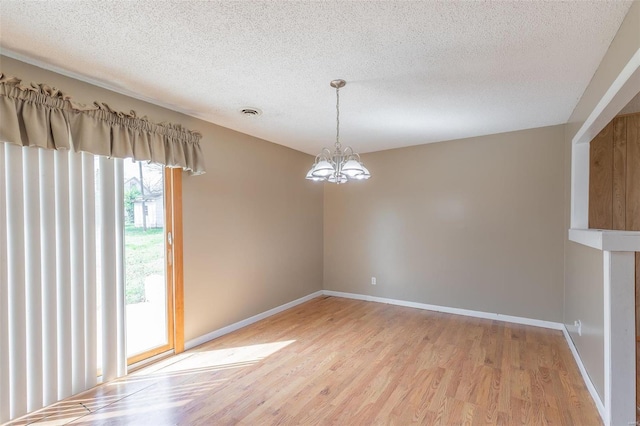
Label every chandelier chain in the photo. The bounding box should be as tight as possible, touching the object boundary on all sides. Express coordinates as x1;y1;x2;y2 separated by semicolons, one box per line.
336;86;341;149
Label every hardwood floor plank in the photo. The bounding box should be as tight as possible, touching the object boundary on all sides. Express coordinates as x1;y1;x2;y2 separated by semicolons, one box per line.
14;296;601;425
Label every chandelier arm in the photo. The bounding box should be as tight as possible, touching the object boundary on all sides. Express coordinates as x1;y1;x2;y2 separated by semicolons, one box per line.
318;147;332;162
343;146;354;157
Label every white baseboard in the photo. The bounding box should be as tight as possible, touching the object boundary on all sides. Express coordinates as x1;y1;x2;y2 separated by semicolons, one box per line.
561;326;605;422
322;290;564;330
184;288;603;425
186;289;565;351
324;290;604;423
184;290;323;350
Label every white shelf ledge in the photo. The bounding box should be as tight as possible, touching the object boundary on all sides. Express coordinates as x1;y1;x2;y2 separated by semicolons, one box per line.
569;228;640;252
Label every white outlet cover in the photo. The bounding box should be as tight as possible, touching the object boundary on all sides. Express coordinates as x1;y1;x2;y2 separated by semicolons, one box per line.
574;320;582;336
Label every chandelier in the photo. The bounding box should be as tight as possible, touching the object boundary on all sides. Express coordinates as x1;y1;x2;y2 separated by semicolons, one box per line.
305;79;371;184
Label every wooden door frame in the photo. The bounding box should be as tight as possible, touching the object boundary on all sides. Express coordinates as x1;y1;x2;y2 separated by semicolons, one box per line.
168;168;185;354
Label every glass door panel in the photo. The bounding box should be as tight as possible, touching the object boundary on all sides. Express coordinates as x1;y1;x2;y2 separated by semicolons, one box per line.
123;159;173;362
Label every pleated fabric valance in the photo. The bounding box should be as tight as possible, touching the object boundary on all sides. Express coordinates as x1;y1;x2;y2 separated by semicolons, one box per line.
0;74;205;174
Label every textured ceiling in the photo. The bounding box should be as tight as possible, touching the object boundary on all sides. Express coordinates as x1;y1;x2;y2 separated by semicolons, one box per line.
0;1;633;154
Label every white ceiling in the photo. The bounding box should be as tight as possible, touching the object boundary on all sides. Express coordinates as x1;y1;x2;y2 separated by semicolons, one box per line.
0;1;633;154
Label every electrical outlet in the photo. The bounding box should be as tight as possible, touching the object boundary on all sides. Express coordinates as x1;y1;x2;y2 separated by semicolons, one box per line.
574;320;582;336
371;277;376;285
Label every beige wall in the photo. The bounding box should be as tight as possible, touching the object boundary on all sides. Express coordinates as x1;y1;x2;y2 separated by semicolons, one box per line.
563;241;604;397
4;0;639;398
181;124;323;340
0;55;324;343
324;125;566;322
562;1;640;400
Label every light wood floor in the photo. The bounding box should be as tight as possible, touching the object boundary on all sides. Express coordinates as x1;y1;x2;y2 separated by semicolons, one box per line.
11;296;601;425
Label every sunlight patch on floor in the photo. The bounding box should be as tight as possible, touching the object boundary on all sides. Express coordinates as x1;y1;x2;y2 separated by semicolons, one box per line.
10;340;297;425
74;341;298;423
157;340;297;374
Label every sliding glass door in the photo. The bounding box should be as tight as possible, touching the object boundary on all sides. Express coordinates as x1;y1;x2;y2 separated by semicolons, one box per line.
123;160;174;364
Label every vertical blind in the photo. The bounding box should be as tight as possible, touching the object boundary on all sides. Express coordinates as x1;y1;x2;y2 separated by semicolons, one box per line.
0;73;203;423
0;143;126;422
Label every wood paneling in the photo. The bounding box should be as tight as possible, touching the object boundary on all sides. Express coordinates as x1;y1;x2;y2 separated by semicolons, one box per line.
613;116;627;229
627;114;640;231
589;112;640;231
11;297;602;425
589;121;614;229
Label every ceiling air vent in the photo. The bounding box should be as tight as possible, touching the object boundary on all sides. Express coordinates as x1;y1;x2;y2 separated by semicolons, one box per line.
240;107;262;117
